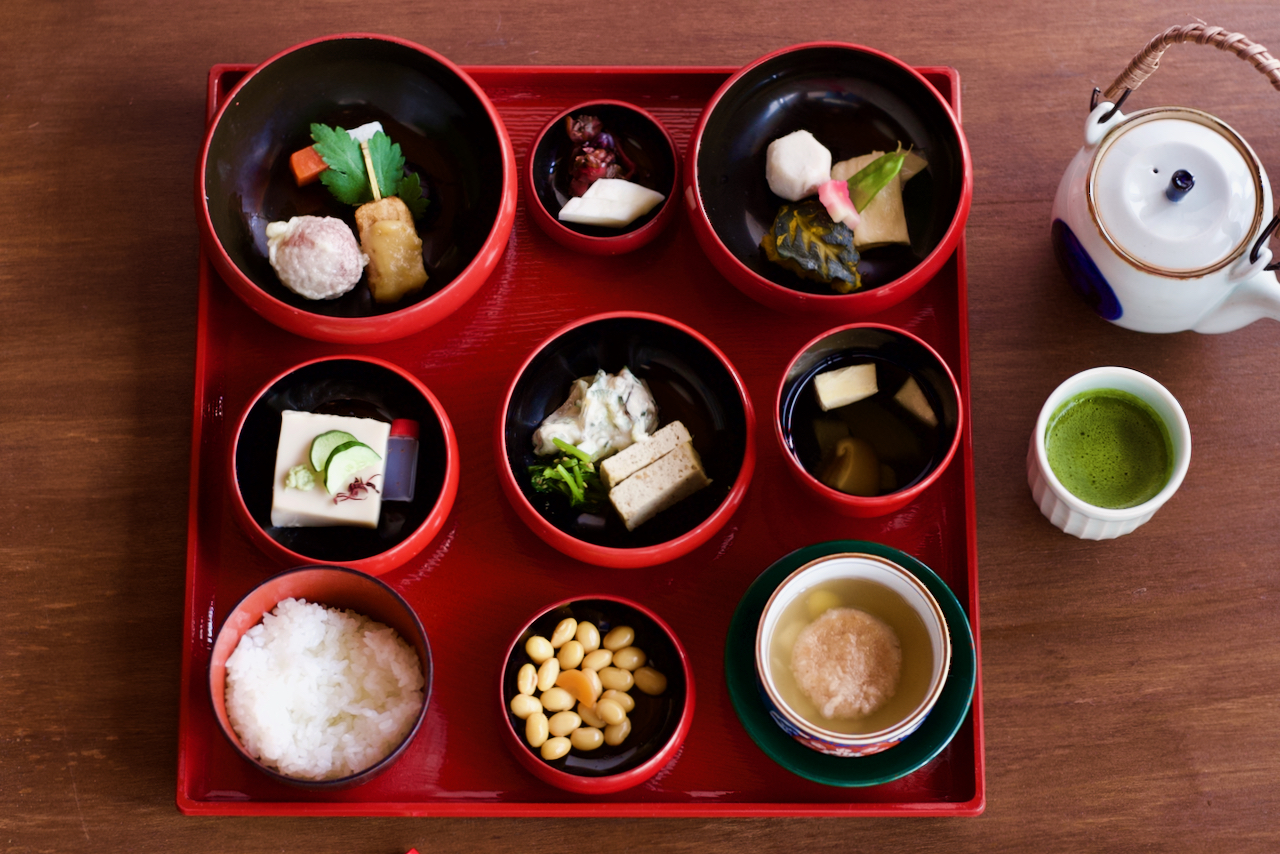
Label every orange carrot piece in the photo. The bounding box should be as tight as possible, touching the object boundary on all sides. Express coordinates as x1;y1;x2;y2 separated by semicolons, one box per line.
290;145;328;186
555;669;601;709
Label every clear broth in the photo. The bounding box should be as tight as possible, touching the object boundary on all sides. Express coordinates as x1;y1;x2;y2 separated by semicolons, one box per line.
769;577;933;735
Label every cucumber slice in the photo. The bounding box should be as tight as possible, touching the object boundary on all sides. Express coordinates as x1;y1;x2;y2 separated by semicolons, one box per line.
309;430;358;473
323;441;383;494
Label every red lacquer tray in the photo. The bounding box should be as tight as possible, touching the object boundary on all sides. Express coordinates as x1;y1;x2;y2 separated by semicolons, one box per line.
177;62;984;817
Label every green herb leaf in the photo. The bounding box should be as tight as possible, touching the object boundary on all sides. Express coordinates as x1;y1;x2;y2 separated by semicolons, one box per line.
529;448;608;509
311;123;371;206
364;132;405;203
398;171;430;219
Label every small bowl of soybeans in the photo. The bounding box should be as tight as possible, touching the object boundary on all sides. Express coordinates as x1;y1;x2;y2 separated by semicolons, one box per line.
498;595;694;794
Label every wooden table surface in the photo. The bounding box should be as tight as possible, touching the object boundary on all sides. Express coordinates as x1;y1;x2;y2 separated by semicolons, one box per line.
5;1;1279;851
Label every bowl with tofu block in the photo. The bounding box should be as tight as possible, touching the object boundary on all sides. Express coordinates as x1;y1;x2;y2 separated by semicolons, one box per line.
686;42;972;318
524;100;680;255
230;355;460;575
498;595;693;794
497;311;755;568
776;324;962;517
197;33;517;343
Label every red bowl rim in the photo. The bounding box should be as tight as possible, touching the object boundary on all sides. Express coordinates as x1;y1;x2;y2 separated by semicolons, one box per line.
773;322;964;516
496;594;696;794
195;32;518;344
207;563;432;789
522;99;681;255
495;310;756;568
684;41;974;317
227;354;460;575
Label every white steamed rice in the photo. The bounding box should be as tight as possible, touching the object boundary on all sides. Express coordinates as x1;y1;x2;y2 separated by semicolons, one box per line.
224;597;424;781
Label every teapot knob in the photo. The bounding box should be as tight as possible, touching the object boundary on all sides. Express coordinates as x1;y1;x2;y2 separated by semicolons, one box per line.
1165;170;1195;202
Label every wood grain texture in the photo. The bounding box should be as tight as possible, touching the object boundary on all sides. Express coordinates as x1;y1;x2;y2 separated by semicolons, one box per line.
3;0;1280;850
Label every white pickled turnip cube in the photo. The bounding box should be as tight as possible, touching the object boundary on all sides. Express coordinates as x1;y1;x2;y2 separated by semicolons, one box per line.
558;178;666;228
765;130;832;201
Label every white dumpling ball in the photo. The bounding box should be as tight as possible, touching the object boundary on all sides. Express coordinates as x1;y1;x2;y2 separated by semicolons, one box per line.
765;130;832;202
266;216;368;301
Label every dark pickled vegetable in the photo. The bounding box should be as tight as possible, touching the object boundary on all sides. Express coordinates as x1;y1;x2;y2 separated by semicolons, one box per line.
566;114;636;197
761;200;862;293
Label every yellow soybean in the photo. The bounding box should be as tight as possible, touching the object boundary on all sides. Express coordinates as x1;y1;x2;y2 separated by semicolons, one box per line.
571;727;604;751
604;717;632;746
536;657;560;692
516;663;537;695
540;686;574;712
557;640;585;670
582;649;613;671
634;666;667;696
612;646;646;671
548;710;582;737
541;736;571;761
599;666;634;692
510;693;541;719
578;701;606;728
526;712;549;748
576;621;601;652
601;689;634;712
602;625;635;651
525;635;554;664
596;697;626;726
550;617;578;648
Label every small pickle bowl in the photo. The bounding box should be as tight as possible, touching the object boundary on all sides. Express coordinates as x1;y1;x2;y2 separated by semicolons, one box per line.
496;311;755;568
498;596;693;794
229;355;459;576
524;100;680;255
686;42;972;318
208;565;432;789
776;323;962;517
197;33;517;343
755;552;950;758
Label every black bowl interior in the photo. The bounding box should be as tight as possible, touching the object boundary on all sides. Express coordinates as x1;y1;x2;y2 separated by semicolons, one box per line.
504;316;748;548
502;599;686;777
235;359;449;562
696;46;965;295
779;327;960;491
204;37;506;317
529;103;677;239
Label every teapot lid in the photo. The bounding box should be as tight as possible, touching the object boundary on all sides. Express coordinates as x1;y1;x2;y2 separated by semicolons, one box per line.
1088;107;1264;276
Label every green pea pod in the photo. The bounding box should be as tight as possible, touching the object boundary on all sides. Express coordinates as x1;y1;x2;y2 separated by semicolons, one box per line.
846;147;906;212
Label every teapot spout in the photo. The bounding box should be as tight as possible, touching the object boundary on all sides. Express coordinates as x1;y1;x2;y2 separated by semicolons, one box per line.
1193;262;1280;333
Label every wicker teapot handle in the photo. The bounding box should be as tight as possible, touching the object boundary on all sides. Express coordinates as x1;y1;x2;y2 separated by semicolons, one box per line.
1102;23;1280;101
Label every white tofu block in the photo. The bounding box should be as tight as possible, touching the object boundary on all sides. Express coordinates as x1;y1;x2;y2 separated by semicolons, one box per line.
346;122;384;143
600;420;693;489
893;376;938;428
270;411;390;528
766;130;832;201
608;442;711;531
813;363;877;412
831;152;911;249
558;178;665;228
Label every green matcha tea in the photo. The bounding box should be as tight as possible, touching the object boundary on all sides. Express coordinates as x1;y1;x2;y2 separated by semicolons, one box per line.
1045;389;1173;509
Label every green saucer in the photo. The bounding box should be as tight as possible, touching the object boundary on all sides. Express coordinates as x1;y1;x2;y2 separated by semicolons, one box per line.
725;540;976;787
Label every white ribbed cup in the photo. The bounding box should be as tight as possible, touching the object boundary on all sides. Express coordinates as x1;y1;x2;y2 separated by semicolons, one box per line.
1027;367;1191;540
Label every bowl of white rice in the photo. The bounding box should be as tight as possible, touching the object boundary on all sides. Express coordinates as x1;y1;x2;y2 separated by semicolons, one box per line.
208;565;431;788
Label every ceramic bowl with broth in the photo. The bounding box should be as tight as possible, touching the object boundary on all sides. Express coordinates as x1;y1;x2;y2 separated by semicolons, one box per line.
197;33;517;343
524;100;680;255
498;596;694;794
777;323;962;517
686;42;972;318
497;312;755;568
230;356;460;576
755;553;950;757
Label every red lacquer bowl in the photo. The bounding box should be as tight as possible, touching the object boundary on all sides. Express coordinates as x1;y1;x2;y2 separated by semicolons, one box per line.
524;100;680;255
229;355;459;575
196;33;517;343
496;312;755;568
686;42;973;318
498;596;694;794
776;323;962;517
209;565;432;789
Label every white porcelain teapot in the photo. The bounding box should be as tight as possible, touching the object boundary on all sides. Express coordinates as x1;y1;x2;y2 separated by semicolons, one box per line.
1052;24;1280;333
